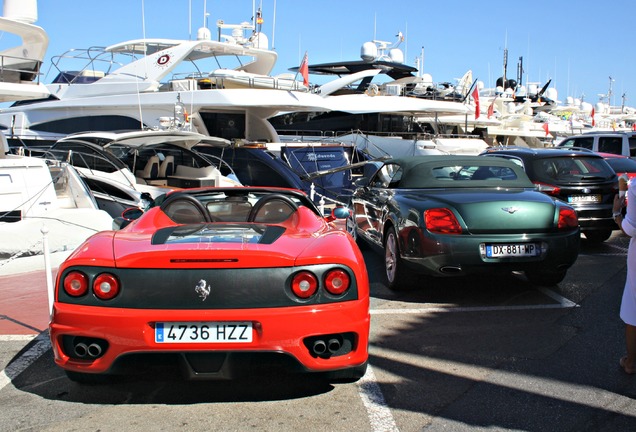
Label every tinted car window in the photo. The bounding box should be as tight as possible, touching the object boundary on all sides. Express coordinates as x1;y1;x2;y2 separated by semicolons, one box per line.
598;136;623;154
628;137;636;157
532;156;615;183
570;137;594;150
605;157;636;174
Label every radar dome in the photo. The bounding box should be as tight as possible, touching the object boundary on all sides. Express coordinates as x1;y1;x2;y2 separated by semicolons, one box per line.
3;0;37;24
566;96;574;105
421;73;433;86
580;102;593;113
251;33;269;50
361;42;378;62
197;27;212;41
389;48;404;63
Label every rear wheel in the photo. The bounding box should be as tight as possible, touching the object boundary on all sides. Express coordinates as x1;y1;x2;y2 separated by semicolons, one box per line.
584;230;612;243
384;227;413;290
525;270;567;286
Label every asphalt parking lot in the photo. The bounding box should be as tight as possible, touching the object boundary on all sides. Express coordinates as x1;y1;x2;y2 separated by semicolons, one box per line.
2;232;636;431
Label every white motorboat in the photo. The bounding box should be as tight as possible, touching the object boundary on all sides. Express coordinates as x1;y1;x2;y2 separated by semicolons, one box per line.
38;128;242;218
0;0;113;265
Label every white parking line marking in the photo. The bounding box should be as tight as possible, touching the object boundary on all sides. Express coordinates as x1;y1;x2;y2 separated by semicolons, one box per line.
0;333;50;392
0;335;37;342
357;364;399;432
371;287;579;315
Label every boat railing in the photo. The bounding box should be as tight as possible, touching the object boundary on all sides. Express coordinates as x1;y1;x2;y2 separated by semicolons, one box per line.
44;46;132;84
168;71;308;91
0;54;43;84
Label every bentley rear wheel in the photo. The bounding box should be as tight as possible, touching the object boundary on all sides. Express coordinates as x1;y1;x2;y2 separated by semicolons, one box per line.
384;227;412;290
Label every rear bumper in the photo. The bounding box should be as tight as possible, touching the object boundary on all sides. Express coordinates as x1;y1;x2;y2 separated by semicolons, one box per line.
401;229;580;276
49;301;369;376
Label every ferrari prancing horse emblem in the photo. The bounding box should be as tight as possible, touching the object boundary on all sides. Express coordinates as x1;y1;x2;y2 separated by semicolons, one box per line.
195;279;211;301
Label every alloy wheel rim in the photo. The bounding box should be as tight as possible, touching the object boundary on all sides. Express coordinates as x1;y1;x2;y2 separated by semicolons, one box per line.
385;232;396;282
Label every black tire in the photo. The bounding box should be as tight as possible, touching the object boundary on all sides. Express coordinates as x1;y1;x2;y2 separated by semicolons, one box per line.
525;270;567;286
584;230;612;243
384;226;413;290
345;213;366;249
65;370;111;385
324;362;368;383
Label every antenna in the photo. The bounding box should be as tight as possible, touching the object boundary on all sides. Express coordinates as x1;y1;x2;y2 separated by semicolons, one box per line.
272;0;277;49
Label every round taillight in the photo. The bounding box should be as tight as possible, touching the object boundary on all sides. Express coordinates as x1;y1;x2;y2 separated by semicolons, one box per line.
93;273;120;300
63;271;88;297
324;269;351;296
291;271;318;299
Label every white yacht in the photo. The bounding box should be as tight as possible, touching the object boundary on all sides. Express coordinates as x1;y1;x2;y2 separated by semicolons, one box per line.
271;36;489;158
0;13;330;149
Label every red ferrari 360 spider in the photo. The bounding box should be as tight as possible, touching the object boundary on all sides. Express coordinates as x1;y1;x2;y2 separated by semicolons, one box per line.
49;187;370;383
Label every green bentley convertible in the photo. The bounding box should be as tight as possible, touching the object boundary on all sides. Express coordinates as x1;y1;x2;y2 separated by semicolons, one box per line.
346;155;581;290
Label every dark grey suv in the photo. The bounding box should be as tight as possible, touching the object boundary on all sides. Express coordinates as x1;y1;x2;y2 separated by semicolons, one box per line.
481;147;618;242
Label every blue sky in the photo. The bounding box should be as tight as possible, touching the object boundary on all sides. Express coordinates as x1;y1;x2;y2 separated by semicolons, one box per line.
24;0;636;107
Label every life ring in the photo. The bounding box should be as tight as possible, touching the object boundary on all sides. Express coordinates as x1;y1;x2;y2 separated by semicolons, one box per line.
366;84;379;96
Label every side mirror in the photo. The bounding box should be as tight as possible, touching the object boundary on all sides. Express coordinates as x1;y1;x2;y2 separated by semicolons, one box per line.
331;207;350;219
324;206;351;222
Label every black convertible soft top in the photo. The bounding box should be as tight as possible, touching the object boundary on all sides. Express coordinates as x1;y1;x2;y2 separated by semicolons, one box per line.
384;155;535;189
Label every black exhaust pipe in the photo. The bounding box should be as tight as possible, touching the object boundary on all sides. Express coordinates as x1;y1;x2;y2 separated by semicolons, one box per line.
312;339;327;355
74;342;88;358
327;338;341;354
87;343;103;358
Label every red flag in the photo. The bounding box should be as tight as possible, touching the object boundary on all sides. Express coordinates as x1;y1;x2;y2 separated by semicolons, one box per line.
632;123;636;131
542;122;550;136
487;97;496;119
299;51;309;87
591;107;595;127
472;87;480;119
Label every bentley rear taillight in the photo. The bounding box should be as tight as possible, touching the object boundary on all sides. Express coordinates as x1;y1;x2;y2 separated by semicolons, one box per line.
425;208;462;234
291;271;318;299
93;273;120;300
324;269;350;296
63;271;88;297
558;207;579;229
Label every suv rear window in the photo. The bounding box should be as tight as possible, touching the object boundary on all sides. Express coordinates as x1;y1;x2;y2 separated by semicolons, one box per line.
532;156;615;183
